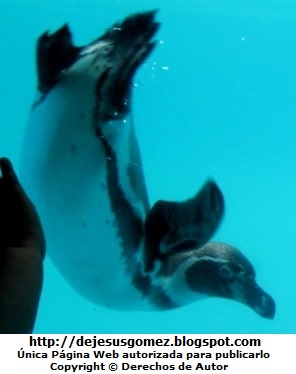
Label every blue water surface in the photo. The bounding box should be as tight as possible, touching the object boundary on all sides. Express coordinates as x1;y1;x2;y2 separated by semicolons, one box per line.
0;0;295;333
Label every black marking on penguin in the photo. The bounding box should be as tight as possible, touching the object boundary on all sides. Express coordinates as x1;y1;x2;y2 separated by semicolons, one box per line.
133;270;176;309
186;257;234;298
95;126;143;253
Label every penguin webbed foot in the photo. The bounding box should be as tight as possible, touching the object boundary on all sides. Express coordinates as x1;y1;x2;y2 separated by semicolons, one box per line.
95;11;160;121
36;11;160;115
37;25;81;94
144;180;224;272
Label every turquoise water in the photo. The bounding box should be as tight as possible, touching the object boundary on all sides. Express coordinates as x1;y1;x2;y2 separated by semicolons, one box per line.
0;0;295;333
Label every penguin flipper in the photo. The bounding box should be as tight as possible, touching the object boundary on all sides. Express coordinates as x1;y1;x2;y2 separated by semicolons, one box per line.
144;181;224;271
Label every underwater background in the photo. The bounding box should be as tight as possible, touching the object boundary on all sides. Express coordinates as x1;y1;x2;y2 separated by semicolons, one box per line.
0;0;295;333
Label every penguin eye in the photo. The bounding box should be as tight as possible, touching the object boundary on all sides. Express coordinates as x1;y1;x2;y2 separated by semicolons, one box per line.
219;265;235;280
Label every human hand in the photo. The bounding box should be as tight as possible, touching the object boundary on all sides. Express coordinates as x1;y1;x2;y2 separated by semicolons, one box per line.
0;157;45;256
0;157;45;333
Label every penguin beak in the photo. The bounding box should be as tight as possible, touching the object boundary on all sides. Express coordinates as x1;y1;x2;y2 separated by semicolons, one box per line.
230;278;276;319
249;287;276;319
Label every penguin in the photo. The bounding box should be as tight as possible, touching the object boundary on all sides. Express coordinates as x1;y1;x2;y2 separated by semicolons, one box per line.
20;11;275;318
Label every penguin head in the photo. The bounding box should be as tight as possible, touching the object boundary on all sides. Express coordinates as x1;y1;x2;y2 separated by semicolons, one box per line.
185;242;275;319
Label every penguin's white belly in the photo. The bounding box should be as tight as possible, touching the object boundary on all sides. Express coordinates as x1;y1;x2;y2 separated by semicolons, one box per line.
20;76;150;310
